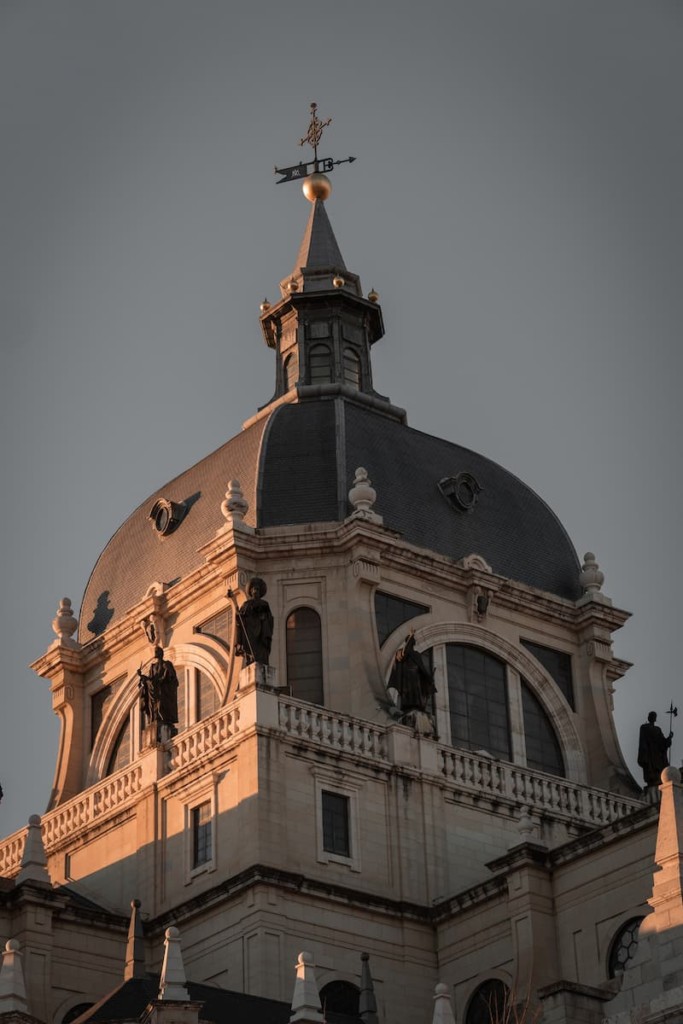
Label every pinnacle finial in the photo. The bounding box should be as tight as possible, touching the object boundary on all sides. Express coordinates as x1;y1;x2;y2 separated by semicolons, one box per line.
299;102;332;159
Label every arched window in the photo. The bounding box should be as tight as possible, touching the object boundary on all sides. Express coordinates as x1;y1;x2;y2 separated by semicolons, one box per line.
342;348;361;389
465;979;510;1024
608;917;644;978
309;345;333;384
107;718;131;775
319;981;360;1016
284;352;298;391
286;607;324;704
446;645;511;761
521;680;565;776
61;1003;94;1024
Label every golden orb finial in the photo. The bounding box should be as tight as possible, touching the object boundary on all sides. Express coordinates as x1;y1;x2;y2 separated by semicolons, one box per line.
303;172;332;202
367;288;379;303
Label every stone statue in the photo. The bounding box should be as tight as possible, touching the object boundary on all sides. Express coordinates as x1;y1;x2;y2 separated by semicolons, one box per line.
137;646;179;740
388;631;435;714
235;577;274;666
637;711;673;788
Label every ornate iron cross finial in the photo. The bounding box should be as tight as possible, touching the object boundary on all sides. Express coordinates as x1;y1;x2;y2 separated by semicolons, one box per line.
299;102;332;165
274;102;356;185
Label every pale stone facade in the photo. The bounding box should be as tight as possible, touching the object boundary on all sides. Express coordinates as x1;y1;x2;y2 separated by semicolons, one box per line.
0;182;677;1024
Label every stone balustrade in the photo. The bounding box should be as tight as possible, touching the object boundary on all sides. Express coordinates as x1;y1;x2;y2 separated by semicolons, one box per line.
169;706;240;771
278;697;388;761
439;748;642;825
0;698;643;879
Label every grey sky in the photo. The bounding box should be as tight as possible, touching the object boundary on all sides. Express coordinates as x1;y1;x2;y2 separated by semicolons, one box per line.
1;1;681;834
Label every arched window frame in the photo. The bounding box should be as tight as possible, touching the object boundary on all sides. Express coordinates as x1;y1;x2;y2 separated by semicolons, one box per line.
464;978;511;1024
309;344;333;385
285;605;325;706
607;915;645;978
381;621;585;783
342;347;361;389
88;643;228;785
283;351;298;391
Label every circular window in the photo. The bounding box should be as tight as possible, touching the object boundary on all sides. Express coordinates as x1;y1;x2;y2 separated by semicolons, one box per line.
608;916;644;978
148;498;185;537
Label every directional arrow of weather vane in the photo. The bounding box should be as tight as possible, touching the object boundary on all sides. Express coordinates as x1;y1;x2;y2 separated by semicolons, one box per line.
274;102;356;184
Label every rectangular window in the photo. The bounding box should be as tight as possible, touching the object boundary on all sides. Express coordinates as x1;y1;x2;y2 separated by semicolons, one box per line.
196;608;232;644
322;791;350;857
191;801;212;869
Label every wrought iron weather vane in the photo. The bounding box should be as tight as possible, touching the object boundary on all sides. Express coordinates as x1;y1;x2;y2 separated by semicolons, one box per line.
274;102;356;184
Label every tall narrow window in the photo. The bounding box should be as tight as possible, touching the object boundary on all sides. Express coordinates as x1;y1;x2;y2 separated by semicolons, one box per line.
310;345;333;384
286;608;324;704
322;791;350;857
90;688;109;750
342;348;361;389
521;680;565;776
196;670;218;721
446;645;511;761
176;668;187;733
191;801;213;869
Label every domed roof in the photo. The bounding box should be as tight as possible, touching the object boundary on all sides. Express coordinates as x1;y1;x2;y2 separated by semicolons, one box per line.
79;394;580;643
78;192;582;642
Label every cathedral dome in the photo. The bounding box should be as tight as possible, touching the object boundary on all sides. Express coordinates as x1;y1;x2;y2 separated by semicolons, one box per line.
78;197;581;643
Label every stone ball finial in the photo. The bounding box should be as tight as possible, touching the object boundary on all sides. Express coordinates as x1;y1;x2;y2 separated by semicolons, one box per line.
131;898;141;909
662;765;681;784
28;814;41;827
165;926;180;941
435;983;449;996
297;951;313;966
221;480;249;524
367;288;379;303
579;552;605;594
5;939;20;953
52;598;78;643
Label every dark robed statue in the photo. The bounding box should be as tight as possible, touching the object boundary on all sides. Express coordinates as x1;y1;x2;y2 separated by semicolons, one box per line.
388;632;435;714
637;710;673;788
235;577;274;666
138;646;179;739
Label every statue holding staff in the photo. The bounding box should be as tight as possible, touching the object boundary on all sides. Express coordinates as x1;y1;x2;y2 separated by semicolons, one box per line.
137;646;179;741
637;710;673;788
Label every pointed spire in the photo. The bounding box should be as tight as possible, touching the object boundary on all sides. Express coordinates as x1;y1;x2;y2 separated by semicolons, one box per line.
359;952;378;1023
0;941;29;1013
289;951;324;1024
292;199;346;279
17;815;50;885
158;927;189;1001
648;765;683;926
124;899;146;980
432;983;456;1024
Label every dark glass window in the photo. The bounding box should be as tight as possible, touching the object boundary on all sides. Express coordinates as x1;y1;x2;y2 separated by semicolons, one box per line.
446;645;511;761
310;345;333;384
374;592;430;646
284;352;298;390
608;917;644;978
322;790;350;857
90;688;109;750
342;348;361;389
196;608;232;644
196;670;218;721
62;1004;94;1024
192;801;213;868
286;608;324;705
107;718;131;775
521;639;574;709
320;982;360;1016
521;681;565;776
466;980;510;1024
